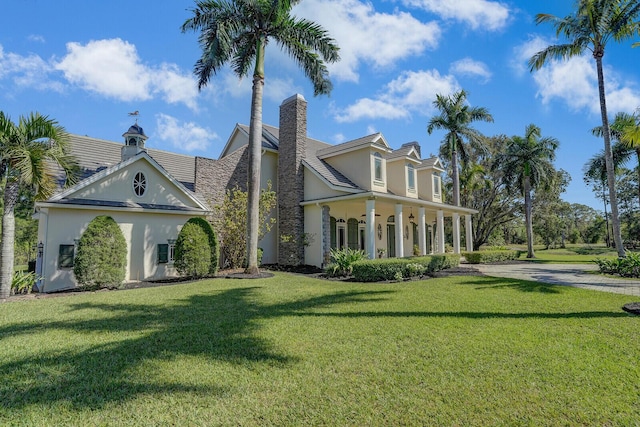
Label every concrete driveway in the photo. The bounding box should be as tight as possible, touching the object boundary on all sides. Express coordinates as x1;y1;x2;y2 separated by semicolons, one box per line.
459;262;640;296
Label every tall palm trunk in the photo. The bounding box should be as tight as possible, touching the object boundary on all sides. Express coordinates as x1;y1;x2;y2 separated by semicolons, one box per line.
451;149;460;206
595;54;625;257
1;180;19;299
524;176;535;258
245;37;265;275
635;148;640;208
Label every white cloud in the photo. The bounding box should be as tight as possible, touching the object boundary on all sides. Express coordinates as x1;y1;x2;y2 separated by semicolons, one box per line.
450;58;492;83
402;0;511;31
153;64;199;110
335;69;460;122
332;133;346;143
55;39;199;110
0;44;63;92
517;38;640;115
27;34;46;43
155;113;218;152
294;0;441;82
510;35;548;76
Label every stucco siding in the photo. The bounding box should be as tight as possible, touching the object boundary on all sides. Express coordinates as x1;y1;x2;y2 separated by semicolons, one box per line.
304;204;323;267
323;149;372;191
74;160;199;208
38;206;202;292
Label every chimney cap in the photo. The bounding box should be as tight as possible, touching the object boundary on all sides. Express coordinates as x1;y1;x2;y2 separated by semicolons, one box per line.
281;93;306;106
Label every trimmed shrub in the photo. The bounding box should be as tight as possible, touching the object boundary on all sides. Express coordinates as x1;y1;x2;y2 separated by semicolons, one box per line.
463;250;521;264
325;248;367;277
74;215;127;289
351;254;460;282
183;217;219;274
174;221;212;278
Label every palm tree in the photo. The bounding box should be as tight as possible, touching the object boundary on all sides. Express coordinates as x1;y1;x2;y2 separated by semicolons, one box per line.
619;109;640;205
182;0;339;274
0;112;77;299
593;111;638;205
427;89;493;206
497;124;559;258
583;143;629;246
529;0;640;257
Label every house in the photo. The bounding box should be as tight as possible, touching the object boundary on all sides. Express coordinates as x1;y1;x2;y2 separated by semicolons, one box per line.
195;94;476;267
34;94;476;292
34;124;209;292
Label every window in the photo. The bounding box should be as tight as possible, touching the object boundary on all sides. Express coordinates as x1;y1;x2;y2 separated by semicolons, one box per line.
407;163;415;190
158;242;176;264
133;171;147;197
58;244;75;268
374;152;383;182
433;173;441;196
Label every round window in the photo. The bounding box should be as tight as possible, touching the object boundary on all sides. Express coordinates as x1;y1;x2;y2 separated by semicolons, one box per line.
133;172;147;197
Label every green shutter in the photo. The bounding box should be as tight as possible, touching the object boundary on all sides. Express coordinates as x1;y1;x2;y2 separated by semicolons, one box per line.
347;218;358;250
158;244;169;263
330;217;337;249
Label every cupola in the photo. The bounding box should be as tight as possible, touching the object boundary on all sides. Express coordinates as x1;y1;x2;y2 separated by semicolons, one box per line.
121;123;148;161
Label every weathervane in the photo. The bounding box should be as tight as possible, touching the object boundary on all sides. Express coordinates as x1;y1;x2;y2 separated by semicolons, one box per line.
128;110;140;124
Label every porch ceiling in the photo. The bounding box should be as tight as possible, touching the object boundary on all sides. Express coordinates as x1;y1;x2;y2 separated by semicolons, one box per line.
301;191;477;215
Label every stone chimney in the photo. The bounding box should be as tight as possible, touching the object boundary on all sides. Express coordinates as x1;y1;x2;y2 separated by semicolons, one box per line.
277;94;307;265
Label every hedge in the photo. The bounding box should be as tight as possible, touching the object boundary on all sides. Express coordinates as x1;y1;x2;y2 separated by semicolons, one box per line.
462;250;521;264
351;254;460;282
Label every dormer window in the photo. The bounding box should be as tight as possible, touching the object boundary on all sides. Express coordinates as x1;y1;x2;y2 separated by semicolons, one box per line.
433;173;441;196
374;152;383;182
407;163;415;191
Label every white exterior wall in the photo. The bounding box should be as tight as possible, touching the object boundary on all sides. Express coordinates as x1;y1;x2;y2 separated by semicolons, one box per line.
75;161;196;208
38;206;204;292
304;204;323;266
303;168;348;200
259;151;279;264
323;149;373;191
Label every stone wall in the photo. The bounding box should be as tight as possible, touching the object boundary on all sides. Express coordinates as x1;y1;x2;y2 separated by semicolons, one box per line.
277;94;307;265
194;147;249;209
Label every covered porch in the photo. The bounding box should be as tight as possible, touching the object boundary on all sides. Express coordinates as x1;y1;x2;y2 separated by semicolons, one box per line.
302;193;477;267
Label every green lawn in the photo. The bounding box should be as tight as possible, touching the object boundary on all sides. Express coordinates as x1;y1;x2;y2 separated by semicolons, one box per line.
516;245;620;264
1;273;639;426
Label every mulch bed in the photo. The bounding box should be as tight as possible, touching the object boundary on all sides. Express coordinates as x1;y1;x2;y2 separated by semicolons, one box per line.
622;302;640;315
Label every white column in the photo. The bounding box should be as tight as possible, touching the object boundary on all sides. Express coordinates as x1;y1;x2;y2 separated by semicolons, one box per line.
465;214;474;252
452;212;461;254
437;210;445;254
418;207;426;256
395;203;404;258
366;199;376;260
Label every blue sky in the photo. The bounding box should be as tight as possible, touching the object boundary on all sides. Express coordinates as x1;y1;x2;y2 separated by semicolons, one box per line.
2;0;639;209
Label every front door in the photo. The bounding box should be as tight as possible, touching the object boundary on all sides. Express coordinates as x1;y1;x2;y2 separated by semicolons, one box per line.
387;224;395;258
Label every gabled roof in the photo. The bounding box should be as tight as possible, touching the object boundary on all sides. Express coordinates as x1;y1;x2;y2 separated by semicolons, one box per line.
219;123;280;158
54;134;197;190
316;133;392;159
303;139;361;192
49;151;209;211
417;156;445;172
385;144;422;163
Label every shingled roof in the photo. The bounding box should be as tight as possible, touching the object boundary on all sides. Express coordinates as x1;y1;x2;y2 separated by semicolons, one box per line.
55;134;198;191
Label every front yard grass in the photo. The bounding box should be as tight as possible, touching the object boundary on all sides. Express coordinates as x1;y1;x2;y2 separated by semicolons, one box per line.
517;245;620;264
1;272;638;425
